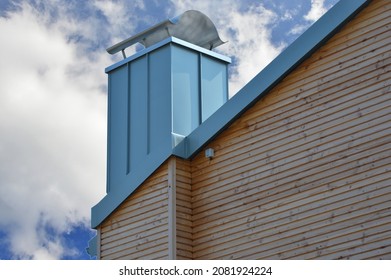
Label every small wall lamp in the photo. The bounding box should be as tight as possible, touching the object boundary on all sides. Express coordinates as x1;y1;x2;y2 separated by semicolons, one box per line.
205;148;215;159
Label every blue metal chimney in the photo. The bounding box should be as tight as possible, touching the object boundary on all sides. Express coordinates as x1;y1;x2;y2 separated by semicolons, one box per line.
104;10;230;194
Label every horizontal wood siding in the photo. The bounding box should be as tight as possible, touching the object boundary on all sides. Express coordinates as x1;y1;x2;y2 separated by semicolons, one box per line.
99;162;170;259
191;0;391;260
175;157;193;259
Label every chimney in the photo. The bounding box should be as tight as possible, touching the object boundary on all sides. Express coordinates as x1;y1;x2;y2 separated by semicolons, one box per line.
105;10;230;193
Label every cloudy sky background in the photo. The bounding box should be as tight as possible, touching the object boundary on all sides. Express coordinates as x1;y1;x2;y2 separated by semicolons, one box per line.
0;0;338;260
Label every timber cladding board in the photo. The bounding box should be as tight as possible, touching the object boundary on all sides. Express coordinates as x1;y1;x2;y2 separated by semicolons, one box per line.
191;0;391;259
100;162;170;260
175;158;193;259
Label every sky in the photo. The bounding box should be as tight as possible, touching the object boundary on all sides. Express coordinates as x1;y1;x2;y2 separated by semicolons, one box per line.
0;0;338;260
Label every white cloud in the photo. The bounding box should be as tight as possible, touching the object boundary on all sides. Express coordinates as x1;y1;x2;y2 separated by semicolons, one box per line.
93;0;142;42
289;23;311;35
305;0;327;22
0;2;108;259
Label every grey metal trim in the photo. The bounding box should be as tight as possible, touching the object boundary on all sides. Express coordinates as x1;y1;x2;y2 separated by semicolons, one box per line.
105;37;231;73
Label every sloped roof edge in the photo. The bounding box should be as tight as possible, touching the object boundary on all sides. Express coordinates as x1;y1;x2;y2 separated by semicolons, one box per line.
173;0;371;159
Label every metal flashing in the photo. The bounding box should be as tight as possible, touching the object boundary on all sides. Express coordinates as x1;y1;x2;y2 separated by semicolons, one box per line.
167;158;177;260
105;37;231;73
173;0;371;159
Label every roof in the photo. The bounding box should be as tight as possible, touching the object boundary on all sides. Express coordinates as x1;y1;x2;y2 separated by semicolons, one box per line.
91;0;370;229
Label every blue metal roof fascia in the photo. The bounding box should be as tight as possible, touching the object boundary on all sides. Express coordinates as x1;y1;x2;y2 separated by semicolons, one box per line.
173;0;370;159
105;37;231;73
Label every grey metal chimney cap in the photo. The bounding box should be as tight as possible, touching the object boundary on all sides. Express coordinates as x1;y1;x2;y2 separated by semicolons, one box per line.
107;10;225;57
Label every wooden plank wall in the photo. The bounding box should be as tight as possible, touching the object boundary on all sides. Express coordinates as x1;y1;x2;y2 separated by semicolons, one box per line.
191;0;391;259
175;157;193;259
99;162;170;259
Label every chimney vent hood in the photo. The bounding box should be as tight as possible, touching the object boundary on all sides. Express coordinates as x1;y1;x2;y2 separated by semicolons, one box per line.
107;10;225;58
